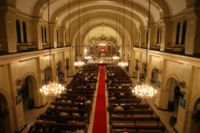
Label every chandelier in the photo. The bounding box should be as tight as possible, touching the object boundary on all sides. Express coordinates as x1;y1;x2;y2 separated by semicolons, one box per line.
74;59;85;67
40;0;65;97
40;82;65;97
112;55;120;60
74;0;85;67
132;83;157;98
117;61;128;67
84;56;92;60
132;0;157;98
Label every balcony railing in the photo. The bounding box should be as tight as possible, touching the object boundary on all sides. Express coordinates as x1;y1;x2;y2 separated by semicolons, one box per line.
164;44;185;55
17;43;38;52
150;44;160;51
42;43;54;49
57;43;65;48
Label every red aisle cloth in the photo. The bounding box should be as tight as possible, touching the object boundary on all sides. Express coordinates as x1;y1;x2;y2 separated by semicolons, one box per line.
92;65;107;133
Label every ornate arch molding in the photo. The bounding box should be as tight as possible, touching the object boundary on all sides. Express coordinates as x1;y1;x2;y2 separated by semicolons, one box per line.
61;9;141;30
71;18;132;48
151;0;170;18
191;95;200;111
32;0;169;22
17;72;39;91
50;0;151;24
80;23;123;46
55;5;144;26
164;74;181;91
65;11;137;45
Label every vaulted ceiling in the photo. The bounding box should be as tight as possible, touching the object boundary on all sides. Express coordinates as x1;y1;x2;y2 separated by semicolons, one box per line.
2;0;195;46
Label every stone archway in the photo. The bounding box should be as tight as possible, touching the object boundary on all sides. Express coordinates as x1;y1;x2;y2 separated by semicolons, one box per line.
0;93;11;133
18;75;36;111
18;75;39;125
190;98;200;133
166;77;181;113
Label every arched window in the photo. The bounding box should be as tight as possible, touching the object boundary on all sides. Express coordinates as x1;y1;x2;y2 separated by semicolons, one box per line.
146;31;149;44
181;21;187;45
175;22;181;45
57;30;59;44
22;21;27;43
16;20;22;43
44;27;47;43
156;28;160;44
65;31;67;44
41;26;44;43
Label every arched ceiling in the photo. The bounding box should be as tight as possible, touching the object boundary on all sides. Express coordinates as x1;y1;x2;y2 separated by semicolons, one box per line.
71;18;133;47
14;0;189;32
15;0;177;25
83;26;122;46
13;0;189;47
9;0;190;22
14;0;189;30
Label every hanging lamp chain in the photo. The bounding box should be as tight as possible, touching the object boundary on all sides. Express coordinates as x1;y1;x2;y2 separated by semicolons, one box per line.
145;0;151;80
47;0;53;82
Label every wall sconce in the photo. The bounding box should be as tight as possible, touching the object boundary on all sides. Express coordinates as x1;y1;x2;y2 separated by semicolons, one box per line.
178;81;186;89
16;79;22;86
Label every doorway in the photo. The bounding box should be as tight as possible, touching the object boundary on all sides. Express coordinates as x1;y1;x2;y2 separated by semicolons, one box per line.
0;93;11;133
166;77;181;113
190;98;200;133
18;76;36;111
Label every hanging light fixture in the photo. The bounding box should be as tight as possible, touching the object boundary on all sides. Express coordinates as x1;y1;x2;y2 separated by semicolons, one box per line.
74;0;85;67
40;0;65;97
117;61;128;67
132;0;157;99
112;55;120;60
112;10;120;61
118;0;128;67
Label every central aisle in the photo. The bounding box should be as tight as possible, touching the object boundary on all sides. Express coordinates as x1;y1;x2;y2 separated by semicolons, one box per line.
92;65;107;133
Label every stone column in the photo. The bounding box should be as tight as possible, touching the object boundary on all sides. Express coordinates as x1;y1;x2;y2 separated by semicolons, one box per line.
0;6;17;53
32;18;43;50
155;58;168;109
60;26;66;46
36;56;47;106
160;22;166;51
185;9;198;55
8;62;26;132
49;23;56;48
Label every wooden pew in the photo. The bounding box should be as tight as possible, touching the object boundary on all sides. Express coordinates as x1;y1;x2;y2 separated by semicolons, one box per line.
110;115;160;125
39;114;88;123
111;123;165;133
34;120;87;132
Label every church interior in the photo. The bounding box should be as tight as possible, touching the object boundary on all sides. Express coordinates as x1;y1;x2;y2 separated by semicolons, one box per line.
0;0;200;133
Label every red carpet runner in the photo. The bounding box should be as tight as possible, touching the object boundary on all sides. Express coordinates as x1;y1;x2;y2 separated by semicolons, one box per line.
92;65;107;133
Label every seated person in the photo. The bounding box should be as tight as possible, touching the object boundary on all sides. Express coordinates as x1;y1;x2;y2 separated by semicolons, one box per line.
60;112;69;116
67;100;72;104
110;96;116;100
85;100;91;105
114;105;124;111
72;113;80;117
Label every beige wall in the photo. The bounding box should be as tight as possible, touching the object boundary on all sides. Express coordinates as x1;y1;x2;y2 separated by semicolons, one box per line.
0;47;72;132
130;47;200;133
